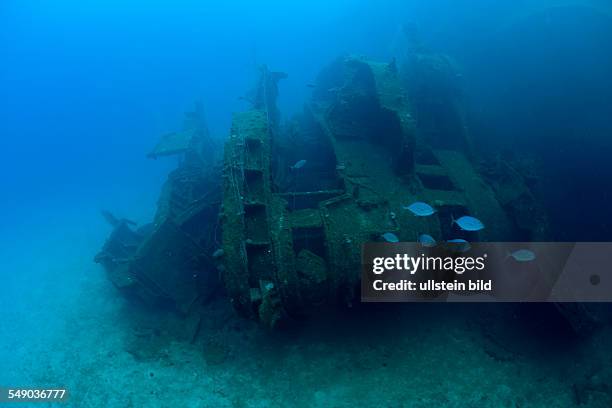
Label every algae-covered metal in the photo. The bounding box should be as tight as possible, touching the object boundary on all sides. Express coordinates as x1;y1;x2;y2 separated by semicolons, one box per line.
96;56;551;328
219;56;549;326
96;104;221;313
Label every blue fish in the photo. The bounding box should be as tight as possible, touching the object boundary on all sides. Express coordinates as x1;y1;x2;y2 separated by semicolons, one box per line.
382;232;399;243
402;201;435;216
507;249;536;262
447;238;471;252
452;215;484;231
418;234;436;247
291;159;307;169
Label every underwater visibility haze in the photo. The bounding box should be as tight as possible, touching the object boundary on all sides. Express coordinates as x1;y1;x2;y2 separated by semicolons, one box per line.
2;1;612;407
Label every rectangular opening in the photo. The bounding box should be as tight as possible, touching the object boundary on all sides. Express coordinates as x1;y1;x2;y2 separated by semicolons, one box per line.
243;170;265;202
245;153;263;171
246;137;261;150
291;227;326;259
246;246;273;285
281;190;344;211
244;205;268;243
418;172;455;191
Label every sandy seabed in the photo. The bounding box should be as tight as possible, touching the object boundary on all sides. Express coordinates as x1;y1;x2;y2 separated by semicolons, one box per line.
1;210;611;408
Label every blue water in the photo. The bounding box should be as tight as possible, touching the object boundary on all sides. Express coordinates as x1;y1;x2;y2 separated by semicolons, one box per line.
2;1;612;407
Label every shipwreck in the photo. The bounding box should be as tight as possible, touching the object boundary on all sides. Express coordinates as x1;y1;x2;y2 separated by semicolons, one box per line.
96;54;597;333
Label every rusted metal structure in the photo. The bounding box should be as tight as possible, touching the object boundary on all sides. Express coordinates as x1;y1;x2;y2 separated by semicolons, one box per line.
95;104;221;313
96;56;556;329
220;57;549;326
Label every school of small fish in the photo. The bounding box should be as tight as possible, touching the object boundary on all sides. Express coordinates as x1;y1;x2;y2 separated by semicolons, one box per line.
366;197;539;266
381;200;537;261
384;201;482;252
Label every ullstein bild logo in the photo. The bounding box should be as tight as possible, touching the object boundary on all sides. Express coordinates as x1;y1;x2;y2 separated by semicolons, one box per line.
361;242;612;302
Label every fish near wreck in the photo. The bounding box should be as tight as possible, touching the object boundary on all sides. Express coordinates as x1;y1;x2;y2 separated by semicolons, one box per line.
291;159;307;170
507;249;536;262
403;201;436;216
446;239;471;253
418;234;436;247
452;215;485;231
382;232;400;243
